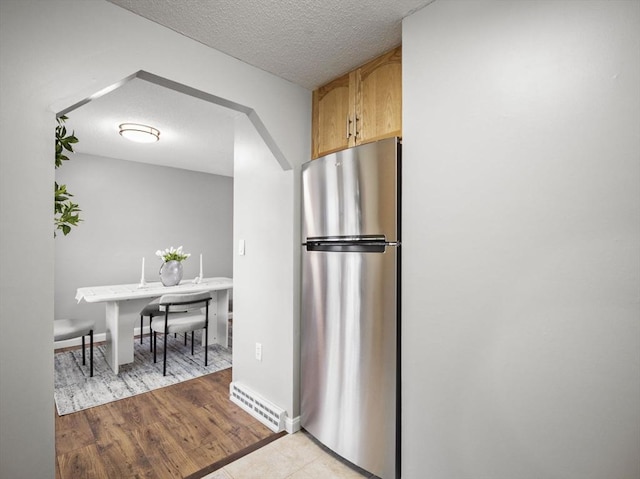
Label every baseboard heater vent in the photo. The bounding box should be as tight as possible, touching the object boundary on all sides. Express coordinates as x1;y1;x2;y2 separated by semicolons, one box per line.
230;382;286;432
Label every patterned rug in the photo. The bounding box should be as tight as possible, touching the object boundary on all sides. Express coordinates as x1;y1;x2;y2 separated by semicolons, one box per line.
54;334;232;415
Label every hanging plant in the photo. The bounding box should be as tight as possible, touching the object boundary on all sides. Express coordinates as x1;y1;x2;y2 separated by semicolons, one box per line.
55;115;82;236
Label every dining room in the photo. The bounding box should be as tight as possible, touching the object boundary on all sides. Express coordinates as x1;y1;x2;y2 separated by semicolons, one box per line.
53;75;235;395
54;76;235;347
48;60;302;433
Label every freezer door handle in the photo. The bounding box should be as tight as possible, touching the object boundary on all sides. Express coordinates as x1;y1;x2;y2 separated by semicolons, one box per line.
305;238;387;253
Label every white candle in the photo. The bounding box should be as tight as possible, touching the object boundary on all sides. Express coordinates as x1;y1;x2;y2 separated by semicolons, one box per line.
138;256;147;288
199;254;203;279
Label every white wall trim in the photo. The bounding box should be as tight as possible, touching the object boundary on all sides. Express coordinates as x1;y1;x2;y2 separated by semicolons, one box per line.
54;327;149;350
285;416;301;434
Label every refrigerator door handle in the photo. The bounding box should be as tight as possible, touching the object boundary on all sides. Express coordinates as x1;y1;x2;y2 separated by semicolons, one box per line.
304;236;391;253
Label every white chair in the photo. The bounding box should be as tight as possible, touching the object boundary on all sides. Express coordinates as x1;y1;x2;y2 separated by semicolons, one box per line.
151;291;212;376
54;318;95;377
142;298;191;352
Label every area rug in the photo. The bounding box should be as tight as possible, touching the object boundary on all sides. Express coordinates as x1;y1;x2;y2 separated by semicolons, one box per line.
54;335;232;416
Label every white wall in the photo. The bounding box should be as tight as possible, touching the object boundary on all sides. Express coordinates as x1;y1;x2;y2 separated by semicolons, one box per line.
402;1;639;478
55;153;233;333
0;1;309;477
233;116;299;419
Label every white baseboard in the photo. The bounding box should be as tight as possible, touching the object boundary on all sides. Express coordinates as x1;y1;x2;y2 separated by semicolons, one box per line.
54;326;149;350
286;416;301;434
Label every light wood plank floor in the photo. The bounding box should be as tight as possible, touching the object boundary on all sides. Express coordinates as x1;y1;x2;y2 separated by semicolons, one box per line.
55;368;277;479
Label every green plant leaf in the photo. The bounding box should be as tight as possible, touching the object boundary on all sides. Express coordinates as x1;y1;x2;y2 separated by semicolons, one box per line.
55;116;82;236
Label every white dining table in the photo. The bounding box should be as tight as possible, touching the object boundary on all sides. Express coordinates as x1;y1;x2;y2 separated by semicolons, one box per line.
75;277;233;374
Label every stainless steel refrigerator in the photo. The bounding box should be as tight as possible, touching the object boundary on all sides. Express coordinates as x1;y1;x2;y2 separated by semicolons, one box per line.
301;137;400;479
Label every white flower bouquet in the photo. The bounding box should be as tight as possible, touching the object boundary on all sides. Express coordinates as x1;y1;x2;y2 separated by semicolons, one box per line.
155;245;191;262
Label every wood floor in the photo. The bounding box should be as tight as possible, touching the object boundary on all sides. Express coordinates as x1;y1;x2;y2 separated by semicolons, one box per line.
55;368;277;479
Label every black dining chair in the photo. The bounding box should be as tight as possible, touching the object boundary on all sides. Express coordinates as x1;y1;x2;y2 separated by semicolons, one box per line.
140;298;161;351
151;291;212;376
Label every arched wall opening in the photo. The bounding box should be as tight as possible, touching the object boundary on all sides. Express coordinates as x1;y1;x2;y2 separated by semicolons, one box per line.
0;3;310;477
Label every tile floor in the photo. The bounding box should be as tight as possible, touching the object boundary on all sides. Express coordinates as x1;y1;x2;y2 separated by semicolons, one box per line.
202;430;375;479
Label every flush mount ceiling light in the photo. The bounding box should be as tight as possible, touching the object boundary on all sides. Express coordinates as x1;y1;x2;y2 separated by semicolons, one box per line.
118;123;160;143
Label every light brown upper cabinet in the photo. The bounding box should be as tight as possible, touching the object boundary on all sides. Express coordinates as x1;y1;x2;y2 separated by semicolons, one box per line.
311;46;402;159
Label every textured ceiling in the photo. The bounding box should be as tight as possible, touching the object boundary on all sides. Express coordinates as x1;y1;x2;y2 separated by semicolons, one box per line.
68;0;435;176
107;0;434;89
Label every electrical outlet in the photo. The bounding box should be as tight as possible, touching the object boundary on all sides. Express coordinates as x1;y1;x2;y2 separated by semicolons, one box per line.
255;342;262;361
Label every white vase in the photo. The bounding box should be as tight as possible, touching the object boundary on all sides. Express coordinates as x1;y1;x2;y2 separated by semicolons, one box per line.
159;260;183;286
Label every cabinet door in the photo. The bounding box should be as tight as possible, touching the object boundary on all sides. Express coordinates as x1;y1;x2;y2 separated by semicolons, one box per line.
312;72;355;159
355;46;402;145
